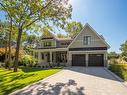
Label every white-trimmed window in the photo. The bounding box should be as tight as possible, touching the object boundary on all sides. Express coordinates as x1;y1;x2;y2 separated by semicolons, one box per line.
44;41;52;47
84;36;91;45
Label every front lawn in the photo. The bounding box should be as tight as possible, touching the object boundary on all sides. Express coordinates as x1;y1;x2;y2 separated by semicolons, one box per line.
108;64;127;81
0;67;62;95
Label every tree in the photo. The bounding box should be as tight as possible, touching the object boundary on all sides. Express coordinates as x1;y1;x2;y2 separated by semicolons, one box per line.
57;33;68;38
108;52;119;60
0;0;72;72
26;35;37;45
65;21;83;38
8;18;13;70
0;12;14;70
0;21;9;68
0;21;7;46
23;34;38;54
120;40;127;61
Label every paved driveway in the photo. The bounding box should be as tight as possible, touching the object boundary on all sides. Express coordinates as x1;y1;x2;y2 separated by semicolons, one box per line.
11;67;127;95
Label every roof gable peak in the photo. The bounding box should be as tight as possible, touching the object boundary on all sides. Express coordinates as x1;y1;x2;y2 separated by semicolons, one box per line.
68;23;110;48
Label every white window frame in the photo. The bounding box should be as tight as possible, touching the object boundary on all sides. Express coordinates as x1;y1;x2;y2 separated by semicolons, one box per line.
84;36;92;45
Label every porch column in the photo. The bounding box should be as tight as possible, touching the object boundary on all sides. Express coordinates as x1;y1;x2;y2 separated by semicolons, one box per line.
67;52;72;66
86;53;88;67
50;51;52;64
53;52;56;63
38;52;41;63
66;52;69;66
104;52;108;67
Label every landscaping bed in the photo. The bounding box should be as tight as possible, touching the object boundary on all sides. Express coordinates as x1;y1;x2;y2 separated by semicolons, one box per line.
0;67;62;95
108;64;127;81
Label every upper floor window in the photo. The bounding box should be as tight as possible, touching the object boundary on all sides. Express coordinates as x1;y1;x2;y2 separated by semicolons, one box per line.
84;36;91;45
44;42;52;47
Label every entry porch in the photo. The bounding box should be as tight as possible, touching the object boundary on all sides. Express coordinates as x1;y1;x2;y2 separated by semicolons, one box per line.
33;48;68;67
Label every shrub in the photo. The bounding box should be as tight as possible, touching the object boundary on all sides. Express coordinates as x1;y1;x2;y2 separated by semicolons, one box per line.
109;58;118;64
20;55;37;67
109;64;127;81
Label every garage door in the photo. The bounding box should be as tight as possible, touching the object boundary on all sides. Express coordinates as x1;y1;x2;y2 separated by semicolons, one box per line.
88;54;104;66
72;54;86;66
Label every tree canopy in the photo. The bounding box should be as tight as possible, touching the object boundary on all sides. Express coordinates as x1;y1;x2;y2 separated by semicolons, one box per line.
120;40;127;56
120;40;127;61
65;21;83;38
0;0;72;30
108;52;119;60
0;0;72;71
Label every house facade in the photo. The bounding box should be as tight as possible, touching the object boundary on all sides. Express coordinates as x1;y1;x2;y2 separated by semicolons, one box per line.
32;23;110;67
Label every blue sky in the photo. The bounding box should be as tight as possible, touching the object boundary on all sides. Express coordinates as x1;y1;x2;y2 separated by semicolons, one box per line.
0;0;127;53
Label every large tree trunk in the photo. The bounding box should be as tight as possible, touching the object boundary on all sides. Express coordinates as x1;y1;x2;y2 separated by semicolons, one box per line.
8;18;12;70
13;28;22;72
4;36;8;69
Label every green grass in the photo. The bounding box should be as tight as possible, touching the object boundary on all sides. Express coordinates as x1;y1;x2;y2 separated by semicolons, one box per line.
108;64;127;81
0;67;62;95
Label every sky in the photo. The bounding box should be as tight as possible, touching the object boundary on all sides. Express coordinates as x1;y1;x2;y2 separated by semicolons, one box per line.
0;0;127;53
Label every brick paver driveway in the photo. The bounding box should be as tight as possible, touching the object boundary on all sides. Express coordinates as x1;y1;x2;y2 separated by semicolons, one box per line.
11;67;127;95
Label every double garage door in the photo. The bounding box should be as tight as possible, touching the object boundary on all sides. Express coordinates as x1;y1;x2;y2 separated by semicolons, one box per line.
72;54;104;66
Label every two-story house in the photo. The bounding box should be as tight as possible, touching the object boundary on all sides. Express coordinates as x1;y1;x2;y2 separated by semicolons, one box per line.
32;23;110;67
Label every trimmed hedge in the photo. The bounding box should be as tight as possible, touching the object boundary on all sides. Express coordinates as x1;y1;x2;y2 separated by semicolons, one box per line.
108;64;127;81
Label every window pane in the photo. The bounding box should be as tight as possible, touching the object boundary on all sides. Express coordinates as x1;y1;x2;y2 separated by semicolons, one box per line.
88;36;91;45
84;36;91;45
44;41;52;47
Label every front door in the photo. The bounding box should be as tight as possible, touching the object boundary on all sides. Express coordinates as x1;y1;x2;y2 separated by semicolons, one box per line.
46;52;50;62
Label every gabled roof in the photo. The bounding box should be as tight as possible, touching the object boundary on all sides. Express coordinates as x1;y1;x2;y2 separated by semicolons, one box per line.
41;31;57;40
41;31;72;41
68;23;110;48
56;38;72;41
40;31;72;48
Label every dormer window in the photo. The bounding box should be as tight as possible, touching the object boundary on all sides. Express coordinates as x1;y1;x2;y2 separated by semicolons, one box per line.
44;42;52;47
84;36;91;45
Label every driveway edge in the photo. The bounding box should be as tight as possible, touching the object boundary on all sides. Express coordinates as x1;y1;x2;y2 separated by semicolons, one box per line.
9;69;64;95
104;68;127;88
